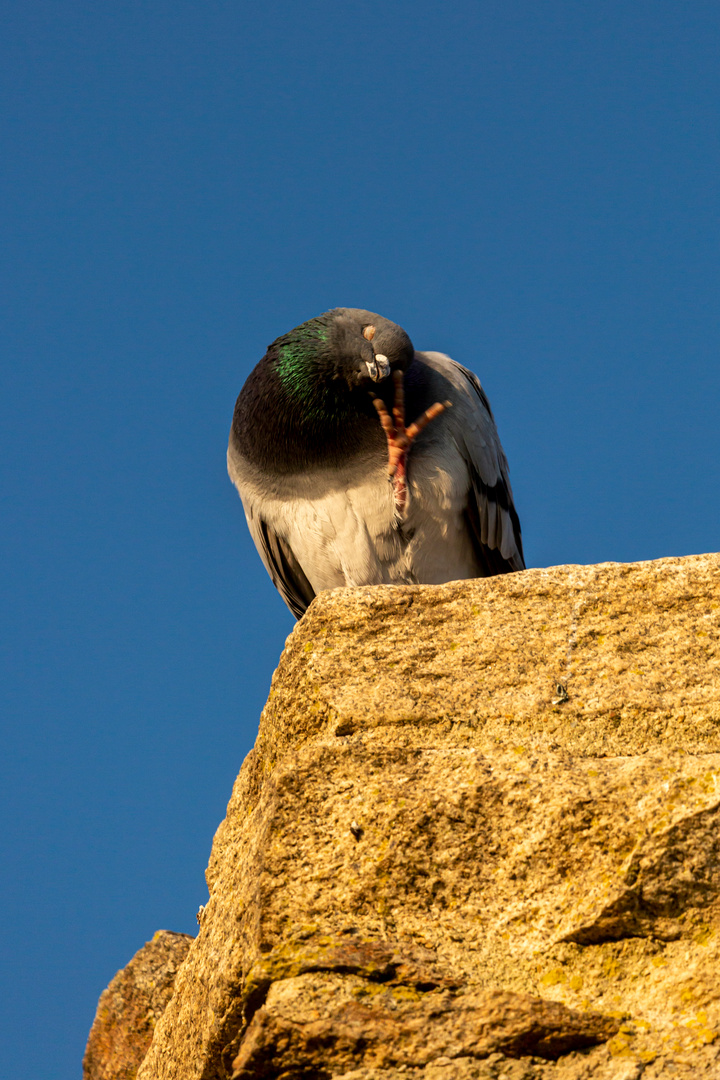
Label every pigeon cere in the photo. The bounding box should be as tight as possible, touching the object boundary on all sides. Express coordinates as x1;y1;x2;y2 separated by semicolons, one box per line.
228;308;524;618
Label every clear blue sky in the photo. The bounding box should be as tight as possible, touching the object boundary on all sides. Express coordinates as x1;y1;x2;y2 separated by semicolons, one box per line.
2;2;718;1074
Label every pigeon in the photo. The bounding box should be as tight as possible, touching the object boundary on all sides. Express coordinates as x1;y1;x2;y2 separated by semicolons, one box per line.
228;308;524;619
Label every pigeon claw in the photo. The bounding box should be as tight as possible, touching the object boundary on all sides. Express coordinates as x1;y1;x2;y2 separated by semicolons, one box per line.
372;370;451;517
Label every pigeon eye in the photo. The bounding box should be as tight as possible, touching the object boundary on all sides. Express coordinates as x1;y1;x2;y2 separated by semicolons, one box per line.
362;325;376;342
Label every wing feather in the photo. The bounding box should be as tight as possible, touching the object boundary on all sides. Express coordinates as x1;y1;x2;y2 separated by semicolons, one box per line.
414;352;525;574
245;506;316;618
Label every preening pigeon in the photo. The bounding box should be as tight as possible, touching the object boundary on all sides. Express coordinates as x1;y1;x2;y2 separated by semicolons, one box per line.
228;308;524;619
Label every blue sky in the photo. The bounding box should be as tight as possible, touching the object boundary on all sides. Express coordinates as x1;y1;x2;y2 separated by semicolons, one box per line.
1;2;718;1074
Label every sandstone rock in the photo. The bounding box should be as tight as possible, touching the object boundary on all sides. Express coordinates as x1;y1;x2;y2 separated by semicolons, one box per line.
232;976;618;1077
134;554;720;1078
84;930;193;1079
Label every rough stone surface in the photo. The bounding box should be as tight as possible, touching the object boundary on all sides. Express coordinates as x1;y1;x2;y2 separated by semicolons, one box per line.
232;976;619;1077
84;930;193;1079
135;555;720;1079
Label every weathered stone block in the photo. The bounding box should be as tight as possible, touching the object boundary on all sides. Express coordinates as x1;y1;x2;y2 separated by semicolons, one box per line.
84;930;192;1079
119;555;719;1078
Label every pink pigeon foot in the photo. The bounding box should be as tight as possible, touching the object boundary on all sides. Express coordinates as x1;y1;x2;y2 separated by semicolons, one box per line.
372;370;450;516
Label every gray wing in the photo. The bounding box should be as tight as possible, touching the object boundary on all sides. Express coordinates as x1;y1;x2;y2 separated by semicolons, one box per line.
228;435;317;619
413;351;525;574
244;503;316;619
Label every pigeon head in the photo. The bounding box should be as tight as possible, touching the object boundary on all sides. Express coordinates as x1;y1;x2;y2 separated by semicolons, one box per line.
270;308;413;400
231;309;416;474
324;308;414;390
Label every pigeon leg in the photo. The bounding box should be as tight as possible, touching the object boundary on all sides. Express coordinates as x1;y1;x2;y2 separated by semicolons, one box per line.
372;370;450;516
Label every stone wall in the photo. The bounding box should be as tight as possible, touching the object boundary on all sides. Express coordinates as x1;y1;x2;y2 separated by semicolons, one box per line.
84;930;192;1079
91;554;720;1078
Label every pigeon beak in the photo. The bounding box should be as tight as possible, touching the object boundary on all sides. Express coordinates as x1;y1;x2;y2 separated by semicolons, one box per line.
375;354;390;379
365;353;391;382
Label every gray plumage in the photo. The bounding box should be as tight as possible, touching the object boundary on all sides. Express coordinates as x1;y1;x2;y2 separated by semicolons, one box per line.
228;308;524;618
